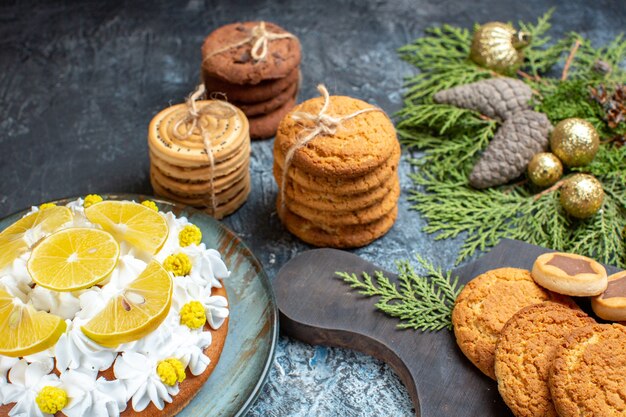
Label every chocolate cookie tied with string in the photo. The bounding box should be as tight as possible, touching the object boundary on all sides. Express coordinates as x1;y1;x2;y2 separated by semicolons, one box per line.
273;85;400;248
148;85;251;219
201;21;302;139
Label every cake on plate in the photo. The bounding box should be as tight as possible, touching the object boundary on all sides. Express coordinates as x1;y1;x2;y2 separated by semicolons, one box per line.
0;196;230;417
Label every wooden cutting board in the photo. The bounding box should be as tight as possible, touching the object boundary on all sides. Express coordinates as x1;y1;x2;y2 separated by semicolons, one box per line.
274;238;621;417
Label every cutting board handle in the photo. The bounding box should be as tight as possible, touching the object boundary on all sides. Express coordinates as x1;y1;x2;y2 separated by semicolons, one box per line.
275;249;421;414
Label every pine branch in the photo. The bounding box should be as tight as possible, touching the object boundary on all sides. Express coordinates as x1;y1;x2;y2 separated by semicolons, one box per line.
518;9;570;76
397;12;626;268
336;257;464;332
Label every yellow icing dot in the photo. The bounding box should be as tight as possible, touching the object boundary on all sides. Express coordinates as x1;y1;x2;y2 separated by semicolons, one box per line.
83;194;103;208
35;386;68;414
179;224;202;247
141;200;159;211
180;301;206;329
157;358;186;386
39;203;57;210
163;253;192;276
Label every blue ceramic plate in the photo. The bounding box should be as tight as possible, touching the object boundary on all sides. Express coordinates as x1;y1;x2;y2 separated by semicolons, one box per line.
0;194;278;417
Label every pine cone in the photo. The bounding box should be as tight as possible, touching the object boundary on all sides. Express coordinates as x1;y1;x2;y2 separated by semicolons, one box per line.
469;110;552;189
433;77;532;121
590;84;626;129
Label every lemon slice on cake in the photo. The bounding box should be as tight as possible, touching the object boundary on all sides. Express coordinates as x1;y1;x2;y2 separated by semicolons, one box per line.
84;201;168;254
28;228;120;292
81;260;173;347
0;206;72;270
0;287;66;357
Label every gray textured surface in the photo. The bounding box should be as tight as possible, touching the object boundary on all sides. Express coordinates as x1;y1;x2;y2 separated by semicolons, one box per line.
0;0;624;415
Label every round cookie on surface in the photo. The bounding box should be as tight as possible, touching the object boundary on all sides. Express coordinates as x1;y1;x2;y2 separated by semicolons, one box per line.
532;252;607;296
277;204;398;248
592;271;626;321
274;95;397;178
151;171;250;219
148;100;249;168
281;177;400;226
248;96;296;139
233;81;298;116
494;302;594;417
202;67;300;103
149;140;250;182
550;323;626;417
201;21;301;85
452;268;576;380
273;139;401;195
278;170;398;212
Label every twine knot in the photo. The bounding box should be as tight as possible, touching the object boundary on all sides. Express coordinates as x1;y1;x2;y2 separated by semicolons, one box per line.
205;21;296;62
279;84;384;212
171;84;235;216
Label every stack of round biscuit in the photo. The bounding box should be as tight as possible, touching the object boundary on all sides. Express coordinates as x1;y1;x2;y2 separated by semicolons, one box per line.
273;93;400;248
148;99;251;219
453;253;626;417
201;21;301;140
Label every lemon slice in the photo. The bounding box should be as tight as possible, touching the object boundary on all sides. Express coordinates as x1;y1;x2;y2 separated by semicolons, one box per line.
28;228;120;292
81;260;173;347
0;287;66;357
0;206;72;270
84;201;168;254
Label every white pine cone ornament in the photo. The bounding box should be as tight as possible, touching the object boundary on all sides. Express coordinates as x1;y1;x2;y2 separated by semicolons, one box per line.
469;110;552;189
433;77;532;121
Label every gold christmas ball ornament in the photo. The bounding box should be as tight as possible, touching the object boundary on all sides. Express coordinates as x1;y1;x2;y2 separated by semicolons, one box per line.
559;174;604;219
550;118;600;167
470;22;531;74
527;152;563;187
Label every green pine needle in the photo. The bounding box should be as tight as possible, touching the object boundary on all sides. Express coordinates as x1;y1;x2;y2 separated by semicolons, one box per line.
397;10;626;268
336;256;463;331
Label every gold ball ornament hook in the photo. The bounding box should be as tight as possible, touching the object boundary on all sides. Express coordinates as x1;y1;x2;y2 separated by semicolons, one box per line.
527;152;563;187
559;173;604;219
550;118;599;167
470;22;530;74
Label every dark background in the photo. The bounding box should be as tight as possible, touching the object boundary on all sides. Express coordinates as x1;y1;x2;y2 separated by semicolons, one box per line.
1;0;624;415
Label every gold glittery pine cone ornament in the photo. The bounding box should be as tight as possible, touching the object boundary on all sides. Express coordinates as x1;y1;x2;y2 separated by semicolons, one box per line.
527;152;563;187
470;22;530;74
550;118;599;167
560;173;604;219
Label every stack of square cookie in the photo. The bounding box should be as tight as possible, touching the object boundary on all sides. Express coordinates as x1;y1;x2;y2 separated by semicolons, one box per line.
148;99;251;219
273;93;400;248
201;21;301;139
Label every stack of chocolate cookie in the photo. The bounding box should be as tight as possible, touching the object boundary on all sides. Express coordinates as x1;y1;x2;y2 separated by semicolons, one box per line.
148;99;250;219
273;90;400;248
201;21;301;139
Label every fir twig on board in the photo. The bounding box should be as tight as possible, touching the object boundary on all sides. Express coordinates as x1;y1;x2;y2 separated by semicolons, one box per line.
336;256;463;332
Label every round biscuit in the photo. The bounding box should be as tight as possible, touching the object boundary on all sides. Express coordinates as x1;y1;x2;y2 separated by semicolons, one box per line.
274;95;398;178
532;252;607;296
550;323;626;417
494;302;594;417
452;268;577;379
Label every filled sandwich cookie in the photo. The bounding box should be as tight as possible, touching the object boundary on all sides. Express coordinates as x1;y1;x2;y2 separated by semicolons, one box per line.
531;252;608;296
592;271;626;321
